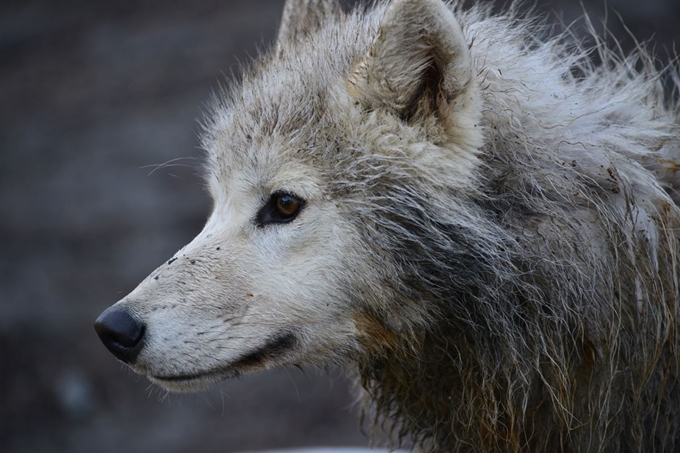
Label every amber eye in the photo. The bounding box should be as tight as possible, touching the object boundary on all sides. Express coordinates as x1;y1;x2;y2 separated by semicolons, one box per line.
256;191;305;227
276;194;301;218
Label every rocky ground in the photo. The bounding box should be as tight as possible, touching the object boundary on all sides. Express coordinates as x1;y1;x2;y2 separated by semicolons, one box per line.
1;0;678;452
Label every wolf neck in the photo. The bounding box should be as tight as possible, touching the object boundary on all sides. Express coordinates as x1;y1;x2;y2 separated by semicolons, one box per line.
357;313;539;452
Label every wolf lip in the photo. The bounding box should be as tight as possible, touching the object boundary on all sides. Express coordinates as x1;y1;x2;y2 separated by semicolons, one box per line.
151;332;298;383
151;368;236;383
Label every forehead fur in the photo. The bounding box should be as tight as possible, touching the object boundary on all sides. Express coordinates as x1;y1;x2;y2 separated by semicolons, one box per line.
199;7;384;180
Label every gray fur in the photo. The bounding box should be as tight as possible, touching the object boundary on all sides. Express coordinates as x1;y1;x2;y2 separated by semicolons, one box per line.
277;0;344;52
98;0;680;451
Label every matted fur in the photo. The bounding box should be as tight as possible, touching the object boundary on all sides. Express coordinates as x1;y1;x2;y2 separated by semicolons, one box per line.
97;0;680;452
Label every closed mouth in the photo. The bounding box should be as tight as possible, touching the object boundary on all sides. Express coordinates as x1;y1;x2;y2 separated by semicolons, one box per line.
150;332;298;384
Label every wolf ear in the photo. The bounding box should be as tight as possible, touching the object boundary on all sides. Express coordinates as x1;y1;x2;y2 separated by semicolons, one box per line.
277;0;343;48
348;0;479;125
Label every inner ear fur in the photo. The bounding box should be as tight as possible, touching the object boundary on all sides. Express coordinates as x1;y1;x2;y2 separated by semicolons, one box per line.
277;0;344;51
348;0;479;125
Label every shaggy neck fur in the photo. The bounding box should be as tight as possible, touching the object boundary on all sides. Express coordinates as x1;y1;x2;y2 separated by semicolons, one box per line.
343;4;680;452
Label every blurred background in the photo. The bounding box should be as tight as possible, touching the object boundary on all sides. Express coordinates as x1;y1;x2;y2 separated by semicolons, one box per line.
1;0;678;452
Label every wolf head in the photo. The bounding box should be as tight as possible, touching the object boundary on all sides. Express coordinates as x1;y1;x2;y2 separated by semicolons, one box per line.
95;0;485;392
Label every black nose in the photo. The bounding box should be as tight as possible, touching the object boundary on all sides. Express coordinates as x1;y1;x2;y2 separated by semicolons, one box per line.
94;308;145;364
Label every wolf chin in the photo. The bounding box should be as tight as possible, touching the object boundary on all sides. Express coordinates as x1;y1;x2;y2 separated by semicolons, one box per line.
94;0;680;451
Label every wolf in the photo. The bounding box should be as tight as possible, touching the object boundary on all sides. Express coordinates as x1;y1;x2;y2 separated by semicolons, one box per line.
94;0;680;451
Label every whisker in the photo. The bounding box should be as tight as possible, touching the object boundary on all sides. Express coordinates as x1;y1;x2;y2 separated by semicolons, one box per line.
141;157;198;176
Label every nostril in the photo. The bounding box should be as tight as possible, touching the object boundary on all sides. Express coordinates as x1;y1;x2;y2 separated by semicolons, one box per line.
94;309;145;364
